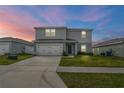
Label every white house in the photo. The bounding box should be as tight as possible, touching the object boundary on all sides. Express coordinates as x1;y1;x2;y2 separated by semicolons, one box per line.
93;38;124;57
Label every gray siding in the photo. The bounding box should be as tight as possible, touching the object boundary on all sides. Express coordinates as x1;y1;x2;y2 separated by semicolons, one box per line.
0;42;10;55
25;46;34;54
67;29;92;53
10;41;34;54
93;43;124;57
10;42;25;54
67;29;92;43
36;28;66;40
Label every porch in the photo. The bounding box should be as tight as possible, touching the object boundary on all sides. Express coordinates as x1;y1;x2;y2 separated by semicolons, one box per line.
63;39;78;55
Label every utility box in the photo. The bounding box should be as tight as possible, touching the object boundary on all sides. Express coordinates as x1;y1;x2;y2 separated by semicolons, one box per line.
8;53;18;60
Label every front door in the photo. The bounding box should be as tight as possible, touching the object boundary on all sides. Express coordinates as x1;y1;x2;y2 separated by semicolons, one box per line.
68;45;72;55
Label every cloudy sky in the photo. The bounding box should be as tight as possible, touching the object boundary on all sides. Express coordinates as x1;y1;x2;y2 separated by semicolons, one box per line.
0;5;124;42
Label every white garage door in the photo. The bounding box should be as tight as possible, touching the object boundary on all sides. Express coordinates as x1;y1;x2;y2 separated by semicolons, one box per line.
36;43;63;55
0;43;9;55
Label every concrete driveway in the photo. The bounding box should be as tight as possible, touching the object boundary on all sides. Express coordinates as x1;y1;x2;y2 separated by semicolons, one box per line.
0;56;66;88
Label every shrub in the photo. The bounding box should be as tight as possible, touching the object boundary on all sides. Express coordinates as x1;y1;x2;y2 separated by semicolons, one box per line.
63;51;68;56
7;54;18;60
78;52;93;55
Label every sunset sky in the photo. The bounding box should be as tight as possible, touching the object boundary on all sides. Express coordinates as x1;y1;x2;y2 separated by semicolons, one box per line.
0;5;124;42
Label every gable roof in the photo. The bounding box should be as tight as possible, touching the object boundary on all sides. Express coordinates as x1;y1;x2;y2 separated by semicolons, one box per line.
93;38;124;48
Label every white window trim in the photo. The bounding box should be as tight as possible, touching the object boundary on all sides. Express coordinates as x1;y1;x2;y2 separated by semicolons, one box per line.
97;48;99;54
45;29;56;37
81;45;86;52
81;31;87;38
45;29;51;36
51;29;56;36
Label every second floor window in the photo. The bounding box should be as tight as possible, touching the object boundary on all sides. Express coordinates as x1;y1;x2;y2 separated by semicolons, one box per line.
51;29;56;36
81;31;86;38
46;29;50;36
45;29;56;37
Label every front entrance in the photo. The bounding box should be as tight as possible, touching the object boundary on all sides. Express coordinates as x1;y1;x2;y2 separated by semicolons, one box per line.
68;44;75;55
68;45;72;54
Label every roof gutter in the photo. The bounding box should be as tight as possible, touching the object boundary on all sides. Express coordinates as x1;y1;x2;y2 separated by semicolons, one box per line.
93;41;124;48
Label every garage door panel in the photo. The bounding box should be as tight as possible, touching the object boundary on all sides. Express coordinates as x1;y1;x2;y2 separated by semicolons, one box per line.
0;44;9;55
36;43;63;55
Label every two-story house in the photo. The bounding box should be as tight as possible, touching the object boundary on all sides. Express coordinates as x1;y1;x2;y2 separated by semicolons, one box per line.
34;26;93;56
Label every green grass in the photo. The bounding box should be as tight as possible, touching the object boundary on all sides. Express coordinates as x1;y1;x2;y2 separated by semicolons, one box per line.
0;54;33;65
59;55;124;67
58;72;124;88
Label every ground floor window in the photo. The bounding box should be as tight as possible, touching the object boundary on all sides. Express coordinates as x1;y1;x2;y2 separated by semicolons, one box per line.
97;48;99;54
81;45;86;52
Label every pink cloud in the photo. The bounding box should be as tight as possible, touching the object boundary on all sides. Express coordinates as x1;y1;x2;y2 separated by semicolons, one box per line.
0;6;112;41
0;7;45;41
0;22;34;41
39;6;111;25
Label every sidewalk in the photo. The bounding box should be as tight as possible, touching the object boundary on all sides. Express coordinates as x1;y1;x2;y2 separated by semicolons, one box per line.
57;67;124;73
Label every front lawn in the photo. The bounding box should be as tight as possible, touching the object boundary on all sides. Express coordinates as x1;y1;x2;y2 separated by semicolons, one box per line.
0;54;33;65
59;55;124;67
58;72;124;88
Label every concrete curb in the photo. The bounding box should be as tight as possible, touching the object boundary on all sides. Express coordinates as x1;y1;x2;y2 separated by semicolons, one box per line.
57;66;124;73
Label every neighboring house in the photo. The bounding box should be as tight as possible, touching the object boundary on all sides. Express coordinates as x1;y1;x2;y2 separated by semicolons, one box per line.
34;26;93;56
93;38;124;57
0;37;34;55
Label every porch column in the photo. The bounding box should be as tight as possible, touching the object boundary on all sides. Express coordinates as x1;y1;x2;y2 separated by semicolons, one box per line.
63;43;67;54
75;43;78;55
